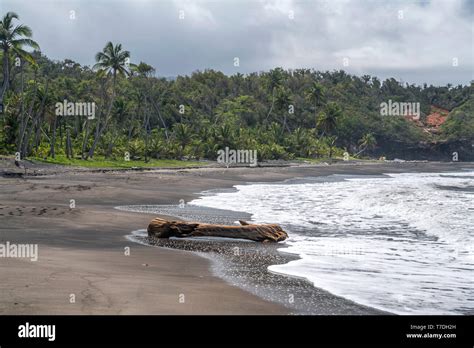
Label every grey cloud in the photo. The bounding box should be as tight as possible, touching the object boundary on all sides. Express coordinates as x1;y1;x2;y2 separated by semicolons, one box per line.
2;0;472;85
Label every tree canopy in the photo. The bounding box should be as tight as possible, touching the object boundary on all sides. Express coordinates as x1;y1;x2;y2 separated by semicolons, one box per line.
0;13;472;163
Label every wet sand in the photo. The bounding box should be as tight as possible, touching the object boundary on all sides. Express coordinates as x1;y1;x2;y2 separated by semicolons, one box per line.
1;158;472;314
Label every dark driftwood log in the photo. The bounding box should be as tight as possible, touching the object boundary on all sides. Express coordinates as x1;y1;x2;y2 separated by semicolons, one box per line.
147;217;288;242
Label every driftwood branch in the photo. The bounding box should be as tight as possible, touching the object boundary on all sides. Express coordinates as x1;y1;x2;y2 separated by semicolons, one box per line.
147;218;288;242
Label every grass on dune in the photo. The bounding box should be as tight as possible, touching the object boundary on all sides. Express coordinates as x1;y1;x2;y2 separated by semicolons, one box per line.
28;155;379;169
32;155;204;169
296;156;373;163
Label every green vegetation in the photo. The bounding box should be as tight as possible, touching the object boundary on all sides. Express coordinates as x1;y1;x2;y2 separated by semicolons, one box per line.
0;12;472;165
32;155;201;169
440;96;474;142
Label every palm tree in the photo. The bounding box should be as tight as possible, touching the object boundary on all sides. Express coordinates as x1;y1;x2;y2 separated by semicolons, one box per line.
27;81;52;156
317;102;342;137
93;42;130;90
87;42;130;158
131;61;170;142
265;68;284;122
0;12;39;104
173;123;193;157
306;81;325;128
356;133;377;156
217;124;234;148
268;122;284;145
274;87;291;133
326;135;338;160
290;127;312;157
131;61;155;78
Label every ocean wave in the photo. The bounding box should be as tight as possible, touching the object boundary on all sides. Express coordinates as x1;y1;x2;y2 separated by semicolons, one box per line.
189;171;474;315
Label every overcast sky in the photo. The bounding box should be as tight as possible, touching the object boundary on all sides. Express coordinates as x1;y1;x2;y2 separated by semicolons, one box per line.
2;0;473;85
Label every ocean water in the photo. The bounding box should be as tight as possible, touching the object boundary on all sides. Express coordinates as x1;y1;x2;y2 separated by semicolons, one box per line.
189;171;474;315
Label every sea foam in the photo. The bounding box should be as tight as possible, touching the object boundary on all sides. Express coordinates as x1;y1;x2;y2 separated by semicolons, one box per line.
189;171;474;315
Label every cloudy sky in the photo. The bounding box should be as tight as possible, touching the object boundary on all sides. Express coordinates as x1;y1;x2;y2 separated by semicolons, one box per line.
2;0;473;85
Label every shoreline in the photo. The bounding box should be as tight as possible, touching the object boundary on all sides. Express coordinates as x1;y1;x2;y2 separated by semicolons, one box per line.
126;228;387;315
1;160;473;314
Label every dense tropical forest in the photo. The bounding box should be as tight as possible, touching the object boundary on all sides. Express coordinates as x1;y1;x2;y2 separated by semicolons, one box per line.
1;12;473;165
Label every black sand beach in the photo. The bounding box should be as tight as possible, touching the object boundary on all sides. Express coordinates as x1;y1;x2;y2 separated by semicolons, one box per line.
1;159;473;314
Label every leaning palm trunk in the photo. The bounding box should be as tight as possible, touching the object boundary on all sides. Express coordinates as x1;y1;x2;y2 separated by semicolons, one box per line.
146;94;169;141
23;80;48;157
0;48;10;104
81;119;90;159
49;115;58;158
265;88;276;123
22;115;34;157
18;74;38;157
66;128;73;159
281;113;291;133
315;104;318;129
87;113;103;159
87;73;116;159
144;102;151;162
355;146;367;157
87;101;114;158
16;63;25;154
34;113;48;152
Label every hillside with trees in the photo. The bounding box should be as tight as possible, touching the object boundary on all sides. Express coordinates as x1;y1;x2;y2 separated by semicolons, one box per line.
1;12;473;164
